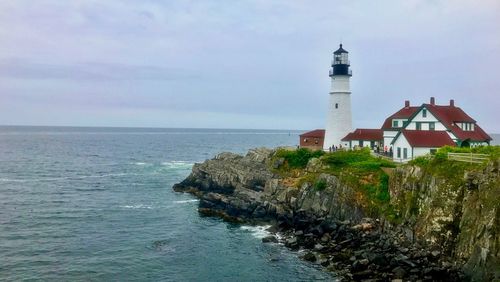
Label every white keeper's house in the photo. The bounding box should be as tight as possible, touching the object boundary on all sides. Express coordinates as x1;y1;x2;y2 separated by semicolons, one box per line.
300;44;492;162
384;97;491;162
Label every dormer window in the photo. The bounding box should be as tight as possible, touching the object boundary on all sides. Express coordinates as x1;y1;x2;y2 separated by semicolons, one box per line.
393;120;399;127
460;122;475;131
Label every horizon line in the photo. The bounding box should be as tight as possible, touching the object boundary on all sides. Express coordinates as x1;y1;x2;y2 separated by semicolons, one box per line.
0;124;309;132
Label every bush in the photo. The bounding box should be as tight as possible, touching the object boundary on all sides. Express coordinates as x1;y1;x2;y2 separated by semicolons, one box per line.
313;179;327;191
322;148;395;171
409;156;431;166
275;148;324;169
322;148;372;166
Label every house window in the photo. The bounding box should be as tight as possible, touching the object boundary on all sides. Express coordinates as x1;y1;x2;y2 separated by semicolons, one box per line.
422;109;427;118
403;120;409;127
430;149;437;155
304;138;308;143
429;122;435;131
393;120;399;127
315;139;319;144
416;122;422;130
397;147;401;158
335;103;338;109
403;148;408;159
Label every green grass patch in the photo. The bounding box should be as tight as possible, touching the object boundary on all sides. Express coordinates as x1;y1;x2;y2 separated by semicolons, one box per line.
313;179;327;191
273;148;325;169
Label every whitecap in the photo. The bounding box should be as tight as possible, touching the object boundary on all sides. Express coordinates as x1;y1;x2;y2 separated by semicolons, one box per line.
120;204;153;209
173;199;199;204
161;161;193;169
134;162;147;166
240;225;272;239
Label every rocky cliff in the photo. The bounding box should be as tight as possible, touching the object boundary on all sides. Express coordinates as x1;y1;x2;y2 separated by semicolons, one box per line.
389;160;500;281
173;147;499;281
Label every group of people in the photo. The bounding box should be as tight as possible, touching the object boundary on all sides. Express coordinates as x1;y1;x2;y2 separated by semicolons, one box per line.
381;145;393;157
324;144;394;156
328;144;343;152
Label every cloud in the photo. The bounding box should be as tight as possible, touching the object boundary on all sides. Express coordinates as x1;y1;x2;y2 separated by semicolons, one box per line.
0;59;198;81
0;1;498;131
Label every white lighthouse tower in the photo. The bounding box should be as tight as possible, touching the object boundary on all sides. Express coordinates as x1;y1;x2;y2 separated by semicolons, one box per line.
323;44;353;150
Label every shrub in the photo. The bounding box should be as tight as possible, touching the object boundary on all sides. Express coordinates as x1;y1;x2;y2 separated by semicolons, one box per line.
409;156;431;167
322;148;372;166
313;179;327;191
275;148;324;169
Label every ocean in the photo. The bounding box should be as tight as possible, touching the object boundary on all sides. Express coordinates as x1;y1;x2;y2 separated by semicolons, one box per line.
0;126;335;281
1;127;498;281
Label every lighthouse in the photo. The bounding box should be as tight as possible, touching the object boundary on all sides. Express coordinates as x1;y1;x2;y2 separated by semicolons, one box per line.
323;44;353;150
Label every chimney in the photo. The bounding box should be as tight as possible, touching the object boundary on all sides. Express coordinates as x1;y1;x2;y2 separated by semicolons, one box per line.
404;100;410;108
430;97;435;106
450;99;455;107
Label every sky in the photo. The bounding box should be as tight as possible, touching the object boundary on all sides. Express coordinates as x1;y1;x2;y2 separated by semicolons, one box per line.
0;0;499;132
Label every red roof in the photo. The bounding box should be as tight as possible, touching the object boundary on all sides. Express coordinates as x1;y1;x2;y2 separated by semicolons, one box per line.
300;129;325;138
424;104;492;142
396;130;456;147
381;106;420;129
342;128;383;141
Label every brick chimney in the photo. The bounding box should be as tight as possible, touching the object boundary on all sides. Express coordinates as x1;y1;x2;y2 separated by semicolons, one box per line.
430;97;435;106
404;100;410;108
450;99;455;107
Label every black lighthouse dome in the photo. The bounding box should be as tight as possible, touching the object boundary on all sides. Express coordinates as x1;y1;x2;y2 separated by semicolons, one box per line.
330;44;352;76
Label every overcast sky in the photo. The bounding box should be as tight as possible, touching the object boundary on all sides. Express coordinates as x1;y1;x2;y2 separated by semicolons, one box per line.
0;0;499;132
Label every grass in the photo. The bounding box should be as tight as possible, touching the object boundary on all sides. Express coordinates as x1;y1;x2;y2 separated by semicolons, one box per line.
272;147;397;217
274;148;325;169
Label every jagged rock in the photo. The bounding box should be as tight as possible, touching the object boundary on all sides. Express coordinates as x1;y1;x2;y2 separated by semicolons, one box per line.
392;266;406;278
303;252;317;262
173;148;499;281
314;243;325;251
262;236;278;243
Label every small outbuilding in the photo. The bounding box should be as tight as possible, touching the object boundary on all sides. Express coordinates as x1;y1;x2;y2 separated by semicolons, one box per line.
299;129;325;150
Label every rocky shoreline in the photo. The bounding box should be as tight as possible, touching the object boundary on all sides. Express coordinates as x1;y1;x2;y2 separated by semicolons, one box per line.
262;218;463;281
173;148;499;281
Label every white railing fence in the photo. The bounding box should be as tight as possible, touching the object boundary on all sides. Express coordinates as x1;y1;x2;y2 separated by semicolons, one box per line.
447;152;490;163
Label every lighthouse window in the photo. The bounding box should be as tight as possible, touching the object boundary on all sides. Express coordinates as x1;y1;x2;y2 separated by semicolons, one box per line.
335;103;338;109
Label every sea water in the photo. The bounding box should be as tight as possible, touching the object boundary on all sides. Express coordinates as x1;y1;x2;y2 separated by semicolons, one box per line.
0;126;335;281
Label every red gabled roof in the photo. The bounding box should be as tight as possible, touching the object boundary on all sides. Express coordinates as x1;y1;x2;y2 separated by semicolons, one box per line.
397;130;456;148
381;106;420;130
341;128;383;141
424;104;492;142
300;129;325;138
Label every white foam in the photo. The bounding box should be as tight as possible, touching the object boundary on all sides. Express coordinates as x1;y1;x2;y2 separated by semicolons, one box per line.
161;161;193;169
173;199;199;204
120;204;153;209
240;225;272;239
134;162;147;165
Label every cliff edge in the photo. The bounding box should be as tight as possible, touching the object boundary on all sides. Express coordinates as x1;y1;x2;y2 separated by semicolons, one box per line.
173;147;499;281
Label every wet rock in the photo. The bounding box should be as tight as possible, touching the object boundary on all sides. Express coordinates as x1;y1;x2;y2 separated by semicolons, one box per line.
262;236;278;243
431;250;441;257
314;243;325;251
392;266;406;279
303;252;317;262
